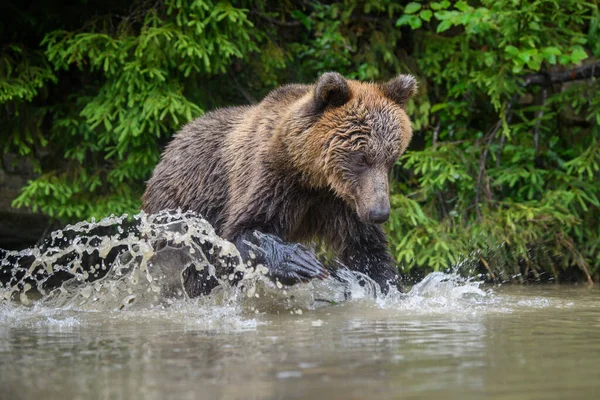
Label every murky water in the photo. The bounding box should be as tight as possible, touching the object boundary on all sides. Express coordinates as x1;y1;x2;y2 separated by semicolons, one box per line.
2;283;599;399
1;212;599;399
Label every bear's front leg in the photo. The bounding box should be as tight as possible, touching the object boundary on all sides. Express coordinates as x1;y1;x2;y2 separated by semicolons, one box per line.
337;224;402;295
234;230;329;286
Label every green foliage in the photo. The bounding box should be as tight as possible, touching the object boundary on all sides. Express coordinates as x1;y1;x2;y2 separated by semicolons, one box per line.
388;0;600;281
2;0;599;282
6;0;259;220
1;45;55;164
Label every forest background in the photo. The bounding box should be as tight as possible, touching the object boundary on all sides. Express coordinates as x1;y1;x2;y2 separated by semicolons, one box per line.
1;0;599;283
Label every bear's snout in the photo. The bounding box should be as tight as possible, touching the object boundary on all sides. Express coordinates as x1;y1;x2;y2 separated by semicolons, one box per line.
354;169;391;224
356;195;391;224
368;206;390;224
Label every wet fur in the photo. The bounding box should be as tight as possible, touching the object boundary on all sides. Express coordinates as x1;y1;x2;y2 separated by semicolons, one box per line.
143;73;417;290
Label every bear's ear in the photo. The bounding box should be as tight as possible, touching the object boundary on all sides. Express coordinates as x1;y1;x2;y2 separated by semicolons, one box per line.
314;72;351;110
382;74;418;108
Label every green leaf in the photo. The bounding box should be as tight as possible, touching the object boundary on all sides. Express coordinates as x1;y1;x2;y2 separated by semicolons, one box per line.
542;47;561;64
431;103;448;113
437;19;452;33
397;15;422;29
434;11;453;20
419;9;433;22
455;1;469;12
409;16;423;29
290;10;312;30
396;14;412;27
405;3;422;14
542;46;562;56
558;54;571;65
527;56;542;71
570;46;588;64
505;45;519;57
529;21;541;31
518;52;531;63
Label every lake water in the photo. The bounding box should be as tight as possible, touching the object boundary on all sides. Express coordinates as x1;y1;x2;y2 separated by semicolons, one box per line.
1;211;599;399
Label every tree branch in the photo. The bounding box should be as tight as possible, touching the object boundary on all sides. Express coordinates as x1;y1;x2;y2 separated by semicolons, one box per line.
522;60;600;87
557;233;594;287
229;73;256;104
251;11;302;27
475;97;517;220
533;88;548;156
475;120;501;220
480;256;497;281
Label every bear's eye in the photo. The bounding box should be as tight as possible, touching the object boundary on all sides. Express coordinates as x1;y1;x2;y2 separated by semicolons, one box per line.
352;153;368;170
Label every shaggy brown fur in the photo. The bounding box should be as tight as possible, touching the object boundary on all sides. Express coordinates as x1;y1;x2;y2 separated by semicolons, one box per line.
143;72;417;293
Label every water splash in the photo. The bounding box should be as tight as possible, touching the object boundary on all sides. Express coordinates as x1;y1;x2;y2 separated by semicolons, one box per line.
0;210;488;315
1;210;246;309
372;272;489;316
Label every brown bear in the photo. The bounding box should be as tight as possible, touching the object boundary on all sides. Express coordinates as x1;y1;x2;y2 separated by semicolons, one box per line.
143;72;417;296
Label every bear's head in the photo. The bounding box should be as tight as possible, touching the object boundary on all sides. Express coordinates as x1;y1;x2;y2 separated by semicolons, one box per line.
292;72;417;224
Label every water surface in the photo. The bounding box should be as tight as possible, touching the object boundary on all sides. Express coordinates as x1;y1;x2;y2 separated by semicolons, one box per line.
1;212;598;399
1;283;598;400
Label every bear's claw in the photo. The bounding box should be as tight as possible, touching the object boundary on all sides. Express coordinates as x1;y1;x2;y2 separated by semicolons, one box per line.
237;231;328;286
